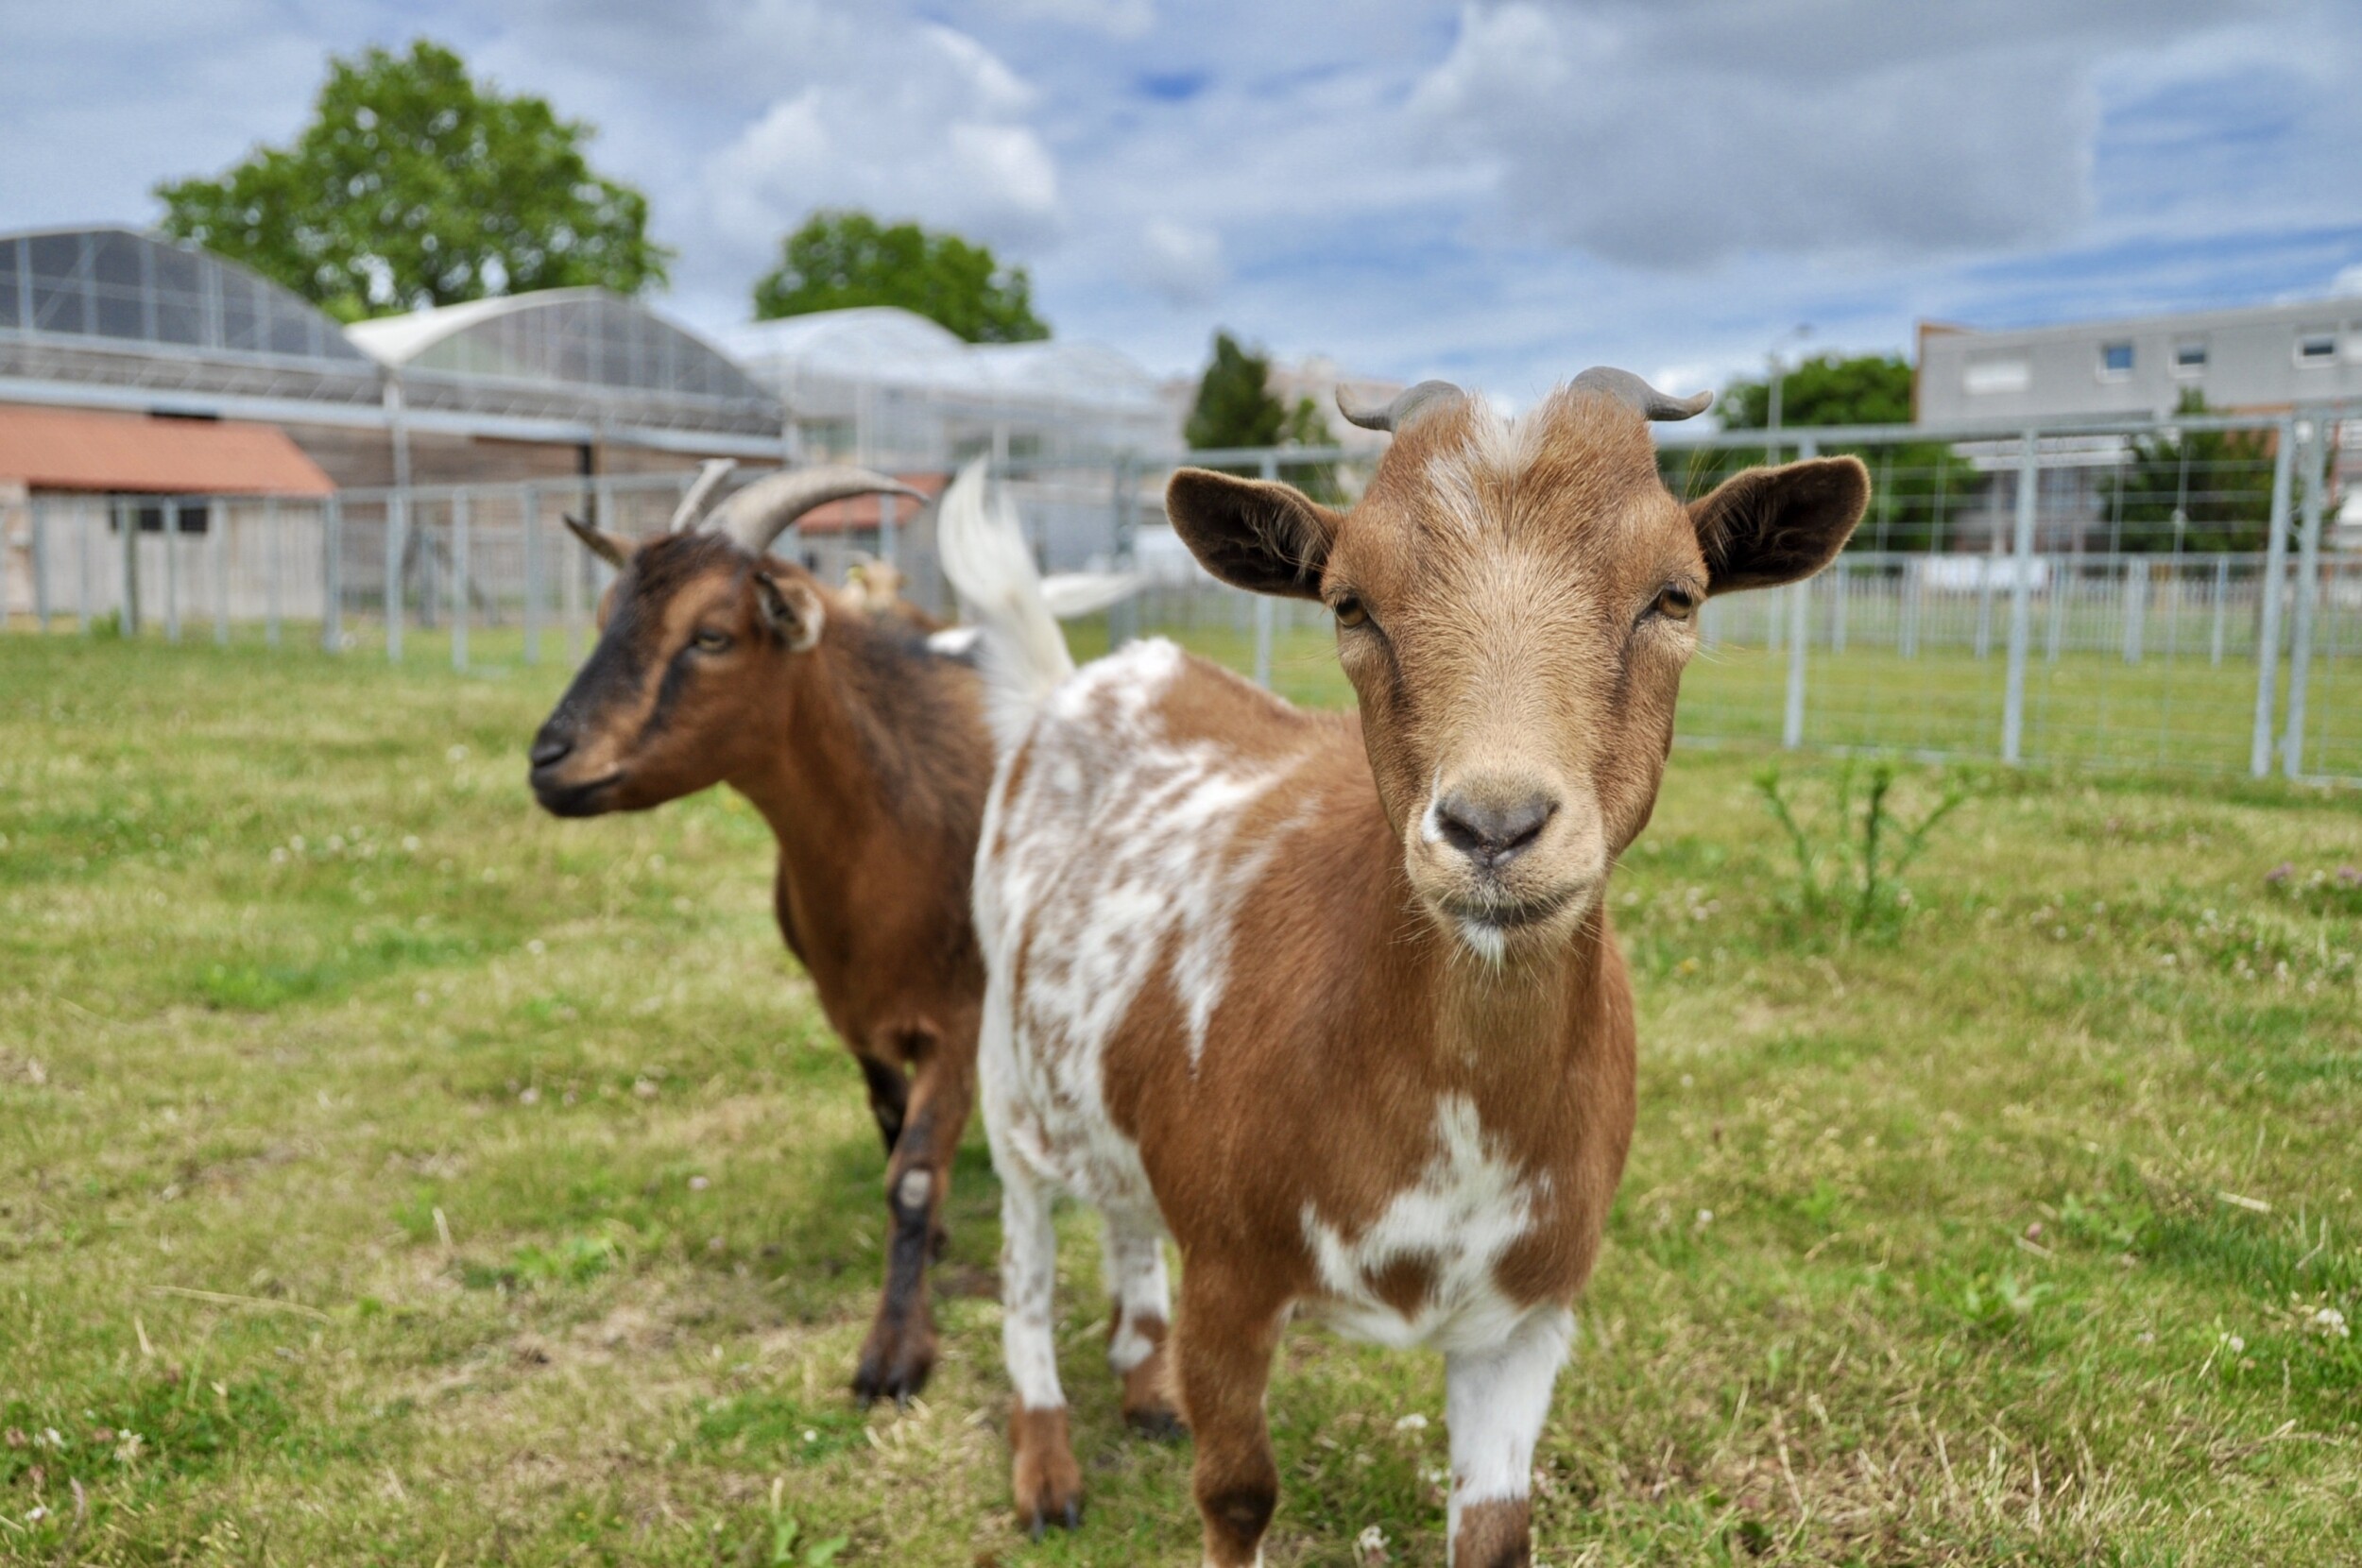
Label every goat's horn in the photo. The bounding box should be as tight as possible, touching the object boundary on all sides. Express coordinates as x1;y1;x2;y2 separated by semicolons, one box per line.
1569;366;1714;422
668;458;740;532
1336;379;1464;434
703;466;928;556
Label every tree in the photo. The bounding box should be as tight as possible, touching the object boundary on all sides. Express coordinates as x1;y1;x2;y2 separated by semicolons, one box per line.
1184;332;1342;498
157;40;669;322
752;212;1048;343
1717;352;1916;430
1186;332;1285;451
2100;392;2278;553
1665;351;1980;553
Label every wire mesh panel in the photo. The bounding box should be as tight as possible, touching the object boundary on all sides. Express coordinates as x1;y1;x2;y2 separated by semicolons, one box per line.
5;413;2354;786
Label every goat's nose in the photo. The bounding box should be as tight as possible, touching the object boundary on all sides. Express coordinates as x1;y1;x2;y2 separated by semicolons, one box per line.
528;732;573;772
1433;788;1557;868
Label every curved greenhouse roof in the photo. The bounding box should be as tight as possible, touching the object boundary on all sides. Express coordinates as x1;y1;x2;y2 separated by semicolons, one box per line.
724;307;1165;415
0;226;370;366
349;289;780;437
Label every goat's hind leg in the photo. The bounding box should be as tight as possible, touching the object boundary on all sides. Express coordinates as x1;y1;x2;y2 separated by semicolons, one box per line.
1001;1156;1083;1534
1102;1209;1181;1438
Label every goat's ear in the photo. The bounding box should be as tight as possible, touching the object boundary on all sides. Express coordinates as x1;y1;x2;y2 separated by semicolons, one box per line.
563;514;634;569
1164;468;1343;600
753;568;825;653
1687;456;1870;596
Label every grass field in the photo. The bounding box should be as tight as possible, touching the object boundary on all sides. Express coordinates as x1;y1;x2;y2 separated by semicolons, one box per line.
4;626;2359;1565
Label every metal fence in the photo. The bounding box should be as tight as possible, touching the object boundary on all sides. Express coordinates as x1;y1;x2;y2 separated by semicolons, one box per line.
5;406;2356;783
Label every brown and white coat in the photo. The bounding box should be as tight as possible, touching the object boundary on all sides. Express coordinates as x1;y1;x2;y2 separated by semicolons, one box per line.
940;376;1868;1565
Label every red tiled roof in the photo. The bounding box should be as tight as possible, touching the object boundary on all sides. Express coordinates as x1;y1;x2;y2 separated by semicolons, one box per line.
0;403;336;497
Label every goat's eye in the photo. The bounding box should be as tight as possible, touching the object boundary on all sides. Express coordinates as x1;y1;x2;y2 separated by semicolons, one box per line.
692;628;733;653
1652;586;1698;622
1333;594;1368;629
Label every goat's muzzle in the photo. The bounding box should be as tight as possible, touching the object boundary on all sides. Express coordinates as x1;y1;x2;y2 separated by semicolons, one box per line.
527;724;623;817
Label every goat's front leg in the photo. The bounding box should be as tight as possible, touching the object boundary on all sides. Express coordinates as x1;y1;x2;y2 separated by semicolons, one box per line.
851;1029;973;1404
1443;1305;1574;1568
1176;1260;1288;1568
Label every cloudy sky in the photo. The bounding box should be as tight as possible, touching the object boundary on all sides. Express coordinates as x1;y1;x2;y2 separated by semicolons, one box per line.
6;0;2362;400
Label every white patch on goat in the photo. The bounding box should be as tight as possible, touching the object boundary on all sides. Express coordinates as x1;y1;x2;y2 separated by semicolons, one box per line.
1424;393;1549;536
1102;1215;1170;1375
1302;1095;1546;1355
995;1144;1067;1411
1458;919;1506;967
925;625;982;657
977;639;1306;1221
1446;1305;1574;1548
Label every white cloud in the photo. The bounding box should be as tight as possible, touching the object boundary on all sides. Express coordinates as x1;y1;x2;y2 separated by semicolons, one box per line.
1409;0;2248;267
1129;218;1226;304
697;22;1062;264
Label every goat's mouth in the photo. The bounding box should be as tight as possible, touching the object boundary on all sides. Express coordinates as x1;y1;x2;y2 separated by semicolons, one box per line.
531;768;625;817
1437;885;1589;961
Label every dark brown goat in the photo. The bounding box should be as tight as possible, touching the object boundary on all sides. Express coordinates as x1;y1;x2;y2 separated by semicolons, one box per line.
527;466;992;1401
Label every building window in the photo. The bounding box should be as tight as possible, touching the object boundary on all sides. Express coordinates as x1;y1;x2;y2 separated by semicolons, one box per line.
2097;342;2134;378
2298;329;2337;365
2173;339;2207;375
1964;357;2029;396
111;502;210;535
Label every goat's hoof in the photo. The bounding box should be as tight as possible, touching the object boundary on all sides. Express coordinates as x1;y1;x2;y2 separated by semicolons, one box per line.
852;1314;938;1405
1010;1403;1084;1540
1123;1404;1187;1442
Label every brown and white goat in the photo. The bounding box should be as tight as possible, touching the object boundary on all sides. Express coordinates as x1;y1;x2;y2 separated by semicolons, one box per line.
527;464;992;1403
940;372;1867;1562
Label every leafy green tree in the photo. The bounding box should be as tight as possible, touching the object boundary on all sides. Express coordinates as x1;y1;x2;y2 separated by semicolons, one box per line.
1185;332;1286;451
1665;352;1981;553
753;212;1048;343
2099;392;2278;553
1717;352;1917;430
1185;332;1342;498
157;40;669;322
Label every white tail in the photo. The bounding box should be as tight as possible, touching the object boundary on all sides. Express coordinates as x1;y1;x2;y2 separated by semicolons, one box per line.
937;459;1075;753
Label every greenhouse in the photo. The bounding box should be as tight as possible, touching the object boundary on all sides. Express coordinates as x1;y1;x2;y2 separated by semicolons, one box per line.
724;306;1172;469
0;225;382;414
349;289;784;452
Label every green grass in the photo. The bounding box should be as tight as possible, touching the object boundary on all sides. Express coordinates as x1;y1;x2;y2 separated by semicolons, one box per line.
2;628;2358;1565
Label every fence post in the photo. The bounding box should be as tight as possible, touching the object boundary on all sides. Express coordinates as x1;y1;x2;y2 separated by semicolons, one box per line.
2045;552;2068;664
386;490;407;662
1830;556;1849;653
76;499;92;633
2122;556;2148;664
2209;554;2228;666
522;484;542;667
119;497;140;637
1898;556;1920;658
265;497;282;649
28;495;49;629
1253;452;1277;688
1109;452;1138;649
2281;414;2331;777
452;488;471;673
212;500;230;647
562;483;585;665
2250;413;2297;776
2000;431;2039;765
1780;440;1816;748
163;499;181;643
322;496;343;653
